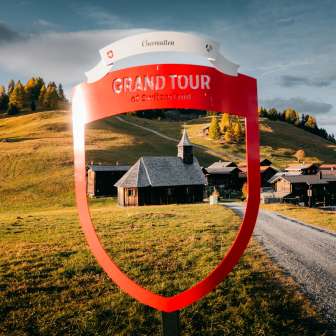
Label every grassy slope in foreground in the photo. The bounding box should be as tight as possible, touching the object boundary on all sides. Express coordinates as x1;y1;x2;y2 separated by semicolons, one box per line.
0;202;328;335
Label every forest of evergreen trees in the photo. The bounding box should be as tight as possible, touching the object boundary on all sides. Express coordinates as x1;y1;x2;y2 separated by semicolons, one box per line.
259;106;336;143
0;77;67;115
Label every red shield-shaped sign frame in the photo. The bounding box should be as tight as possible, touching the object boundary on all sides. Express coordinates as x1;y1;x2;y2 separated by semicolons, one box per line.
72;63;260;312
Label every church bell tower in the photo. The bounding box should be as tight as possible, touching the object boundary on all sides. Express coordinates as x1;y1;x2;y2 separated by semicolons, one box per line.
177;129;193;164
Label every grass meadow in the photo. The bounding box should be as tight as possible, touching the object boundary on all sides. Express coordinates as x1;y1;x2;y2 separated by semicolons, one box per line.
0;201;329;335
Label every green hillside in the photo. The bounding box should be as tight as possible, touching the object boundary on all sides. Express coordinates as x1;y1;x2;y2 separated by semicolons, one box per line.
0;110;335;212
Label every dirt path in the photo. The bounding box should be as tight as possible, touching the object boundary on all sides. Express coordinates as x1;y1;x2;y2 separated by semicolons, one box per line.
225;202;336;326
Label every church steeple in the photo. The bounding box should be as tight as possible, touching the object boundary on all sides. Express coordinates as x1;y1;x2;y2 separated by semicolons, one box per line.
177;129;193;164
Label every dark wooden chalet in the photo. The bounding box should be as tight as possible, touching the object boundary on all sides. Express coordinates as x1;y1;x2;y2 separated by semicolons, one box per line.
239;165;278;188
115;130;206;206
87;164;130;197
271;173;336;206
285;163;319;175
204;161;242;197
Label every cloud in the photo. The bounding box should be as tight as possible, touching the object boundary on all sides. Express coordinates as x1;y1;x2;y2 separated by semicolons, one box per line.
33;19;60;30
281;74;336;87
260;97;333;114
0;28;146;88
75;5;132;29
0;22;22;44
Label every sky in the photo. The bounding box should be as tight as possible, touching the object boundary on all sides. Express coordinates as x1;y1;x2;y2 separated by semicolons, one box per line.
0;0;335;134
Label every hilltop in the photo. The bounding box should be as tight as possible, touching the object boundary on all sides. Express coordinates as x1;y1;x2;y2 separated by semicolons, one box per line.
0;110;335;212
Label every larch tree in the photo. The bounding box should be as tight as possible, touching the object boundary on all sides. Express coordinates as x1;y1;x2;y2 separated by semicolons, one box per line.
224;128;234;143
7;80;15;95
9;81;25;110
305;115;317;129
38;84;47;108
232;118;244;142
209;115;221;140
220;113;231;133
43;83;59;109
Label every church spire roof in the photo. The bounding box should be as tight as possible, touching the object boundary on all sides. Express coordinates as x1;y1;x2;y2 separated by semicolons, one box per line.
178;129;192;147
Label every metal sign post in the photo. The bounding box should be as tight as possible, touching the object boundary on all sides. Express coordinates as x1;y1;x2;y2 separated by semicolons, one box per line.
72;31;260;333
161;311;180;336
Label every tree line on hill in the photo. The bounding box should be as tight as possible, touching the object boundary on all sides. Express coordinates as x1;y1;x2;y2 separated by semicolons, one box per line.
208;113;244;144
259;106;335;143
0;77;67;115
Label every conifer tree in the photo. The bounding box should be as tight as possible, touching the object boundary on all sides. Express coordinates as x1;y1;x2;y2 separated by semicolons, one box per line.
305;115;317;129
224;128;234;143
57;84;66;101
38;84;47;108
33;77;45;101
209;115;220;140
9;81;25;109
24;77;37;108
44;83;59;109
0;85;9;112
7;80;15;95
220;113;230;133
233;118;243;142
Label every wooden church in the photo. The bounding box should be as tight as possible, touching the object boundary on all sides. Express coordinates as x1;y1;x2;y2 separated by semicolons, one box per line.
114;130;206;206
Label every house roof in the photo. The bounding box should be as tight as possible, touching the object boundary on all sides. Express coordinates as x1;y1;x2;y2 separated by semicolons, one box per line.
268;172;288;183
115;156;206;188
238;158;272;167
178;129;192;146
88;164;130;172
239;166;276;174
276;174;328;185
205;166;239;175
320;164;336;170
285;163;318;171
207;161;237;169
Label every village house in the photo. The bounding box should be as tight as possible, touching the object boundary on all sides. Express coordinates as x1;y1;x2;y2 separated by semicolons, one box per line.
270;173;336;206
285;163;319;175
320;164;336;171
114;130;206;206
87;164;130;197
203;161;242;198
238;159;278;188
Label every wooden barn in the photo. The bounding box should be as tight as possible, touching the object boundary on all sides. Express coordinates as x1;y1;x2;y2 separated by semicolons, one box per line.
87;164;130;197
203;161;242;197
114;130;206;206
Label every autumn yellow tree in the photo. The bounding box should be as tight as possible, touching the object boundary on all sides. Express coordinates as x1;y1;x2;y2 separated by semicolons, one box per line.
232;118;244;142
305;115;317;129
224;128;234;143
220;113;230;133
209;115;220;140
38;85;46;108
9;81;25;109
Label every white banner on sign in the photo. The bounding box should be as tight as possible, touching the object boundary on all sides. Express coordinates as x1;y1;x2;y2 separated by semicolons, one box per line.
86;31;239;83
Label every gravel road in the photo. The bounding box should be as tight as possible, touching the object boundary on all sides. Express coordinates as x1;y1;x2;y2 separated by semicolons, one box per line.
225;203;336;325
